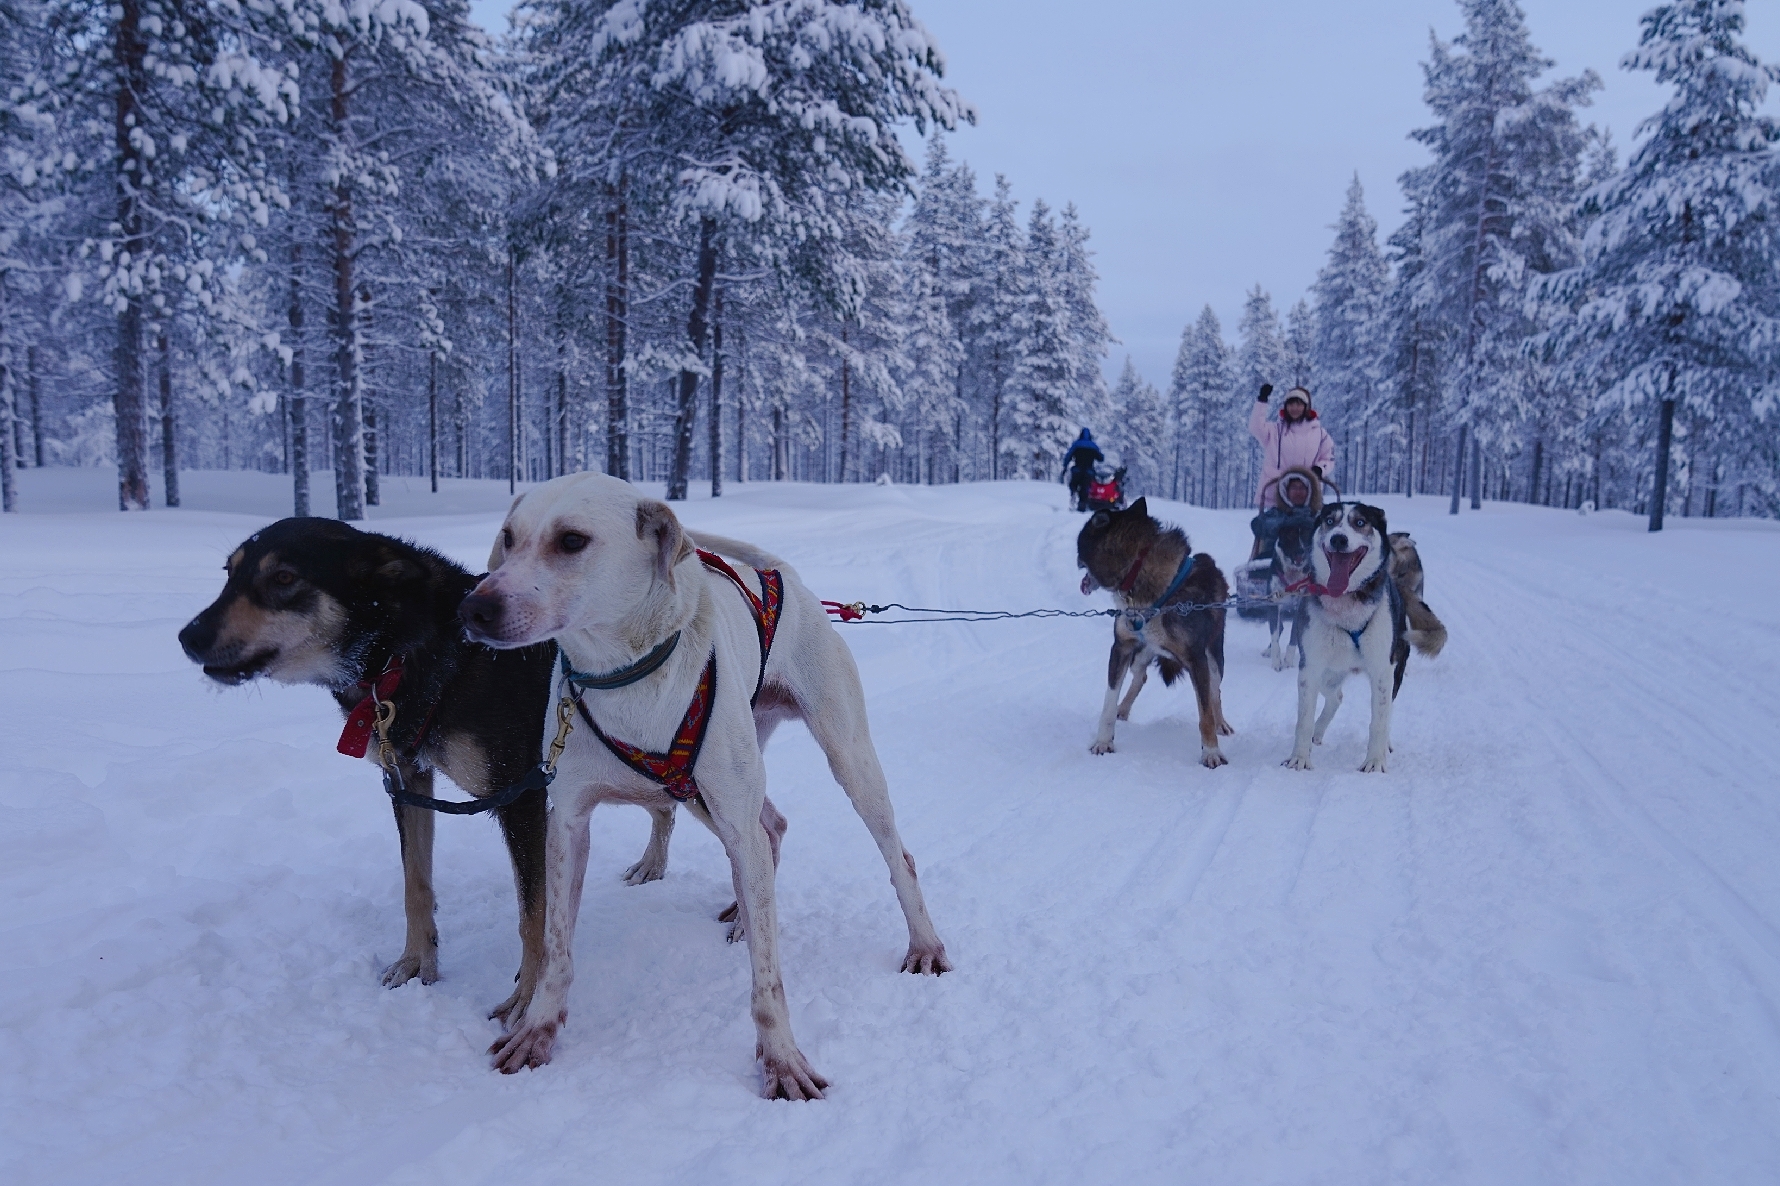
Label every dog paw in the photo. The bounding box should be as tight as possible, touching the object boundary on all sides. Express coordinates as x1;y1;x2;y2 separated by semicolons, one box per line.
759;1049;828;1101
489;1014;561;1074
901;943;952;975
1115;708;1131;722
1282;754;1313;771
714;901;747;944
622;855;667;886
1359;756;1388;773
486;982;534;1031
1200;747;1228;769
1217;719;1236;737
1090;738;1116;755
380;952;438;988
1270;652;1288;672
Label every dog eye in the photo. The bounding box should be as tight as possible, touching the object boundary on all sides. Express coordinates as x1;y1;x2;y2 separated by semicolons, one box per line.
272;570;297;587
559;532;588;554
503;528;514;550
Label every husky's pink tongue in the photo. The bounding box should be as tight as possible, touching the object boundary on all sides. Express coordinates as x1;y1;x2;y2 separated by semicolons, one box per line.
1081;573;1097;595
1322;546;1367;596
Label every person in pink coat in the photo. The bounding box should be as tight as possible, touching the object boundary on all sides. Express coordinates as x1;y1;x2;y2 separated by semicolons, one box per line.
1249;384;1335;510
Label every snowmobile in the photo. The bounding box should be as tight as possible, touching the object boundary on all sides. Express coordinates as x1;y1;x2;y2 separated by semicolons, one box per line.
1085;464;1127;512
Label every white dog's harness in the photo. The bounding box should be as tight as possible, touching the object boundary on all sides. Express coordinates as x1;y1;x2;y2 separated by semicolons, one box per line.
557;551;786;803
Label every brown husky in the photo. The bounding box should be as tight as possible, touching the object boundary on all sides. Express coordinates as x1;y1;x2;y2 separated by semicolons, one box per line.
1077;498;1235;767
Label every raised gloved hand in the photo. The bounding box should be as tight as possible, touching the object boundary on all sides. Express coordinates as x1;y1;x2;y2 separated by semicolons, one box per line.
1258;384;1273;403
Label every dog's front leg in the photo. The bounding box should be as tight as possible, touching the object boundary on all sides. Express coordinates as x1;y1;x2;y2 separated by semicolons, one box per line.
1360;668;1394;773
1093;631;1143;753
1311;677;1344;746
384;769;439;988
490;789;596;1072
623;805;675;885
489;783;549;1028
706;775;827;1100
1284;662;1321;770
1115;661;1149;722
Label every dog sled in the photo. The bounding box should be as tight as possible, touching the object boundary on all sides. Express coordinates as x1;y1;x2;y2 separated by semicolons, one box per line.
1234;470;1338;621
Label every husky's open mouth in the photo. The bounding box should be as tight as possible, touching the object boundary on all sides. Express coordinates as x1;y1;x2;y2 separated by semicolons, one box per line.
202;650;277;685
1321;546;1369;597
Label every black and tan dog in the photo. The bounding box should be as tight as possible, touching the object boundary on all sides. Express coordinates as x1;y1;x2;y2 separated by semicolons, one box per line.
177;517;629;1026
1077;498;1234;767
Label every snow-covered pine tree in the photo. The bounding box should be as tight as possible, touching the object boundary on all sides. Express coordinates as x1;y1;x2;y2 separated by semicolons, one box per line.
53;0;295;510
0;0;62;510
270;0;537;520
1169;304;1233;505
1004;199;1075;478
1284;298;1315;388
970;174;1024;478
1310;174;1390;474
1057;202;1112;435
1404;0;1598;511
1108;356;1165;500
592;0;968;499
1236;286;1288;506
899;134;980;480
1535;0;1779;518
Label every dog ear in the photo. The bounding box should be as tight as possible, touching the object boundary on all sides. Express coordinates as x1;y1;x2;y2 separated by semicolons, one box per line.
1362;504;1388;537
635;499;693;583
1127;496;1148;519
373;546;425;584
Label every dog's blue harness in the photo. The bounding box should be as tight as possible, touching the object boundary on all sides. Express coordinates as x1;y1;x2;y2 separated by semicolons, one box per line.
1127;552;1200;630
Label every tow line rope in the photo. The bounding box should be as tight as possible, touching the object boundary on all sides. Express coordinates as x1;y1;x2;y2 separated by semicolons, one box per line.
822;595;1284;626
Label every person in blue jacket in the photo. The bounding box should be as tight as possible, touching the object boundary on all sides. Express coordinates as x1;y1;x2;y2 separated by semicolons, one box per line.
1060;428;1104;511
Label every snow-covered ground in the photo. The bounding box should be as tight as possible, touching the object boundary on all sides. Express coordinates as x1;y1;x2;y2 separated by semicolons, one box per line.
4;467;1779;1185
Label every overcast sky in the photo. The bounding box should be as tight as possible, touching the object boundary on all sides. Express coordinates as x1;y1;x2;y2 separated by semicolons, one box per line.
468;0;1780;394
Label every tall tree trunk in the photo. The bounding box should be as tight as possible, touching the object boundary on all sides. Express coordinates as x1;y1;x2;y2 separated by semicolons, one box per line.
668;218;718;501
329;53;365;521
773;405;786;480
360;285;379;505
1404;405;1416;498
735;322;747;483
111;0;151;511
0;354;16;512
507;250;518;494
837;323;851;484
288;244;309;516
28;344;42;466
604;179;629;479
158;330;179;507
1469;434;1481;510
428;350;438;494
710;288;724;497
555;292;569;477
1448;425;1467;515
1528;438;1543;506
1649;397;1676;532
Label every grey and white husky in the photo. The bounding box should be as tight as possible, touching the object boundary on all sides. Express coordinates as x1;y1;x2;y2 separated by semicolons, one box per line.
1283;503;1442;773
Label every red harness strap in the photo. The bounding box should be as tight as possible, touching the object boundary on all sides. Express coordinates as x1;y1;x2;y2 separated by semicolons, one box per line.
697;548;784;705
337;654;404;758
576;654;718;802
1116;543;1155;595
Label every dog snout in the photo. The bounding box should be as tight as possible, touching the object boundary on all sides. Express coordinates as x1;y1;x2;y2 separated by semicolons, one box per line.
178;615;217;662
459;590;506;637
1328;533;1349;551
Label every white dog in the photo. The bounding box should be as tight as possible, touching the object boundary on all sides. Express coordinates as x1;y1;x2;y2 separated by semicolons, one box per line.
459;472;949;1099
1283;502;1410;774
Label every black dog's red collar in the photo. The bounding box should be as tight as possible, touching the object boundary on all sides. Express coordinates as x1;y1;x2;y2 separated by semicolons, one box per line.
338;654;404;758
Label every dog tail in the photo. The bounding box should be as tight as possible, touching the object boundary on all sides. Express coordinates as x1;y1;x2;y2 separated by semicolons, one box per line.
1404;597;1448;658
1156;656;1184;686
686;531;799;580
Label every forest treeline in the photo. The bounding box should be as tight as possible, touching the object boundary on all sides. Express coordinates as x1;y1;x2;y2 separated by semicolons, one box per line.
1113;0;1779;520
0;0;1775;520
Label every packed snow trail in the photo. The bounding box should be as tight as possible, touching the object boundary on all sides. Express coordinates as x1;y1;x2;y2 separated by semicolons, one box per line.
3;469;1779;1185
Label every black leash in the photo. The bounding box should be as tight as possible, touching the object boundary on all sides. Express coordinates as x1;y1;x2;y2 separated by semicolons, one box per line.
383;763;552;815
